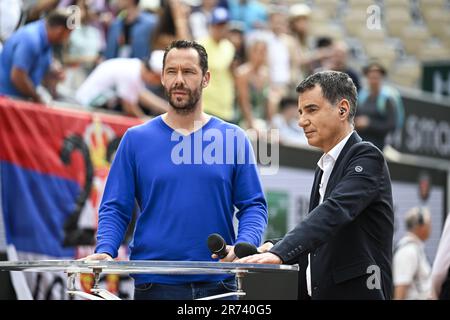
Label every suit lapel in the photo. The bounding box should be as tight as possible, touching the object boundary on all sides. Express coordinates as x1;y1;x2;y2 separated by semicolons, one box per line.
324;132;362;199
309;167;323;211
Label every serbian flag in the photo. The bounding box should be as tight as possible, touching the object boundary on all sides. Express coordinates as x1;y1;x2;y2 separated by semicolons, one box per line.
0;96;141;258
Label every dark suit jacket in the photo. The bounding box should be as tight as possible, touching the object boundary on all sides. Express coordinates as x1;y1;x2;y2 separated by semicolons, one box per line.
271;132;394;300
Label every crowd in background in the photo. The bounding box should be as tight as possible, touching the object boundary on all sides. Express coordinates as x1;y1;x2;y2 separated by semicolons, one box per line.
0;0;405;149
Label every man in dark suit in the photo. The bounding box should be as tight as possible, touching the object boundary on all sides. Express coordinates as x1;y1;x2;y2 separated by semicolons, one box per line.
237;71;394;300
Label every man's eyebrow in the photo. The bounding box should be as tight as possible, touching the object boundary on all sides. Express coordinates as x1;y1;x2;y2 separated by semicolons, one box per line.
299;104;319;112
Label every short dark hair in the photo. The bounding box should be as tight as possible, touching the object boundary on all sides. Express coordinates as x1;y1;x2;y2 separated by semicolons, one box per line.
163;40;208;75
279;96;298;111
296;71;358;122
46;9;72;29
363;61;387;76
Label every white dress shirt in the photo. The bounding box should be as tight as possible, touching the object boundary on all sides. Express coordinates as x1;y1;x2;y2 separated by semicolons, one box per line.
306;131;354;296
431;214;450;298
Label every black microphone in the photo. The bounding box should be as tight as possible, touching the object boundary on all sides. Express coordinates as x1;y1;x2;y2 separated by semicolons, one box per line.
207;233;228;259
234;242;258;258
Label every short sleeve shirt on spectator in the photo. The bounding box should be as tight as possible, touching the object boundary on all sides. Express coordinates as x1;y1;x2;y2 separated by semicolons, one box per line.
393;233;432;300
0;20;52;98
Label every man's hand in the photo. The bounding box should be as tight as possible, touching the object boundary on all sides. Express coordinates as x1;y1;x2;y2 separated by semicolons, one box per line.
235;252;282;264
257;242;274;253
211;245;237;262
78;253;113;261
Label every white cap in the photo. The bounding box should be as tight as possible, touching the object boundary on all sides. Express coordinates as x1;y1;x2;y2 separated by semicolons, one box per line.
148;50;164;74
289;4;311;19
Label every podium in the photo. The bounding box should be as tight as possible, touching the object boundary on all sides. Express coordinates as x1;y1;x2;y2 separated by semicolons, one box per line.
0;260;299;300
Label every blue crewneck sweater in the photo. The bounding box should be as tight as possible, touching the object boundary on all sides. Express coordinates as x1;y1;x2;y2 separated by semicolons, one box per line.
95;116;268;284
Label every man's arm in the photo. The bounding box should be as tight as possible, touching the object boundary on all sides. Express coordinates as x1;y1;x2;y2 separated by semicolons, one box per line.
94;131;136;258
394;285;409;300
270;144;386;262
121;99;146;118
138;90;168;115
10;68;42;103
232;131;268;247
393;244;419;300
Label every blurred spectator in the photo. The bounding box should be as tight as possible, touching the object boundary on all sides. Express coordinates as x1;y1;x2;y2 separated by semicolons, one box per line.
0;9;73;103
23;0;60;23
247;7;290;106
322;41;361;92
271;96;307;146
431;213;450;300
189;0;218;40
355;62;397;150
103;0;158;60
199;7;235;122
235;39;272;131
227;21;246;69
59;0;103;98
151;0;191;50
75;50;168;117
0;0;23;42
265;8;290;90
228;0;267;33
286;3;333;85
393;207;432;300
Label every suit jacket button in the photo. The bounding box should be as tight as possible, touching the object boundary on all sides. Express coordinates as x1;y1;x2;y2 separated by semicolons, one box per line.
313;287;318;291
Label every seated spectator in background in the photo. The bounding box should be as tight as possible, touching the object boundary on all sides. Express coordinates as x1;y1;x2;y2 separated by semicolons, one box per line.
286;3;333;86
324;41;361;91
228;0;267;33
271;96;307;146
235;39;273;132
261;7;290;93
103;0;157;60
227;21;246;70
75;50;168;117
151;0;191;50
189;0;219;40
247;6;291;109
199;7;235;122
431;212;450;300
393;207;432;300
59;0;103;99
0;9;73;104
335;42;360;91
354;62;397;150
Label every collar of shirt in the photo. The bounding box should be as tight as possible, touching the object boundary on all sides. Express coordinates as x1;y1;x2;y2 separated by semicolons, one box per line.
317;131;354;171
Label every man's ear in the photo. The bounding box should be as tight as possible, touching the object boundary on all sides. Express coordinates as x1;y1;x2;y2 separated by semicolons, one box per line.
202;71;211;88
338;99;350;119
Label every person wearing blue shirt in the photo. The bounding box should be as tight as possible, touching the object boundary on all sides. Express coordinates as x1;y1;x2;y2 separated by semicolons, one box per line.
83;40;268;300
103;0;158;60
0;9;72;103
228;0;268;33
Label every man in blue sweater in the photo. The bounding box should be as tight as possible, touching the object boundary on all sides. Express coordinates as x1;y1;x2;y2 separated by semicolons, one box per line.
83;40;268;300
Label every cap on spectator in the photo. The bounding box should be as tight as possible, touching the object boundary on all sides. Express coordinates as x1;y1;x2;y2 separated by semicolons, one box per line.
289;4;311;19
148;50;164;74
210;7;229;25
